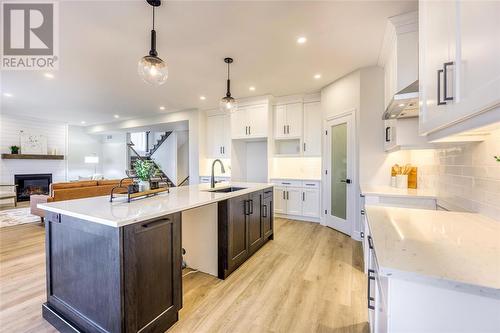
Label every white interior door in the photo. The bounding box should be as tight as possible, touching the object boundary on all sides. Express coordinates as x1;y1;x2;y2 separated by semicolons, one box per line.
324;115;354;235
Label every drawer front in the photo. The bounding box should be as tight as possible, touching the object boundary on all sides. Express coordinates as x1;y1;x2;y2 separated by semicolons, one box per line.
270;179;303;187
302;181;320;188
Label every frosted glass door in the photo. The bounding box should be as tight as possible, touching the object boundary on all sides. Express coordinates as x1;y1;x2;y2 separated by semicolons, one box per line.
330;123;347;220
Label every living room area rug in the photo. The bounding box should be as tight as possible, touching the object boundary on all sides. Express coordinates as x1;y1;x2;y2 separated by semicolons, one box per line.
0;208;41;228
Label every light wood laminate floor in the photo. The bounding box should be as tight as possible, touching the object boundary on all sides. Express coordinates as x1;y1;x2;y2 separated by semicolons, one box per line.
0;218;368;333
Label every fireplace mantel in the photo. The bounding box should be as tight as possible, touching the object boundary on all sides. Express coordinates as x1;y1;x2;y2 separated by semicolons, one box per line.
1;154;64;160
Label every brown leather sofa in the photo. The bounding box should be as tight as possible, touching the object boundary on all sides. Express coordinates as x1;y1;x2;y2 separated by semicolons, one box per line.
30;179;131;221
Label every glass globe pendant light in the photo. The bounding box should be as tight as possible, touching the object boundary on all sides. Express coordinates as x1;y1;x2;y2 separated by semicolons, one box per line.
138;0;168;86
220;57;237;112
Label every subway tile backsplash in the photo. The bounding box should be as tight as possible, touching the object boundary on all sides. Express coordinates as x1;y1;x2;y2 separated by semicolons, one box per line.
411;129;500;221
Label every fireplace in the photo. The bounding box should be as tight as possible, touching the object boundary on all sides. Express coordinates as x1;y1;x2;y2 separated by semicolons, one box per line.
14;174;52;202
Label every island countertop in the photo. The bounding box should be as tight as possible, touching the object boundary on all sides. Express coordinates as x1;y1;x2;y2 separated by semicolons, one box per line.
38;182;273;228
365;205;500;298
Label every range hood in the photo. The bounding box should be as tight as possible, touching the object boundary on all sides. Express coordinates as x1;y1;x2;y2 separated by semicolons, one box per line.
382;80;419;120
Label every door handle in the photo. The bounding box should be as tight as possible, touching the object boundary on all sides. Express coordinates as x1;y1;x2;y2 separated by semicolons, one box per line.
443;61;454;101
367;269;375;310
437;69;446;105
340;179;351;184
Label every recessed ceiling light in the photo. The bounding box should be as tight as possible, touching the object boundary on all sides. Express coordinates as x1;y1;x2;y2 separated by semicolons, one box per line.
80;121;86;124
159;106;166;110
398;103;405;107
314;74;321;79
3;93;13;97
200;96;206;100
249;86;256;91
114;114;120;119
44;73;55;79
297;36;307;44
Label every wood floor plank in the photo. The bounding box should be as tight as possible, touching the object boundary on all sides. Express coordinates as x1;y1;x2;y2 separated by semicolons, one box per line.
0;218;368;333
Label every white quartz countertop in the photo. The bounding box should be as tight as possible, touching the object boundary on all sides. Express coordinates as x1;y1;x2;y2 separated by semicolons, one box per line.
365;205;500;298
38;182;273;228
361;184;437;199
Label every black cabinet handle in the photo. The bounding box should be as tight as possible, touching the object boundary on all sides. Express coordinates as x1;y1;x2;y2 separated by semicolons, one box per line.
245;126;247;135
444;61;454;101
249;126;251;135
249;200;254;215
287;191;289;200
287;125;290;134
282;182;291;185
385;126;391;142
367;235;374;250
367;269;375;310
437;69;446;105
282;191;285;200
283;125;286;135
141;218;171;230
262;204;267;218
302;192;305;201
360;231;364;239
361;209;365;215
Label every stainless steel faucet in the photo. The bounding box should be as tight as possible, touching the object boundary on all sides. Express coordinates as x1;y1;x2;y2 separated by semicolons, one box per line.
211;159;226;188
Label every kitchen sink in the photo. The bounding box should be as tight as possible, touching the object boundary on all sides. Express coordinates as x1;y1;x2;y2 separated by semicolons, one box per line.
207;187;247;193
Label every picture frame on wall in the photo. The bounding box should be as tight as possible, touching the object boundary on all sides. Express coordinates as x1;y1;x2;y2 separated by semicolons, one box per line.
20;132;48;155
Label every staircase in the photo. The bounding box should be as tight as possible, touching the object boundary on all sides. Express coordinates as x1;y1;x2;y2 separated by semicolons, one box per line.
147;132;172;157
128;141;175;187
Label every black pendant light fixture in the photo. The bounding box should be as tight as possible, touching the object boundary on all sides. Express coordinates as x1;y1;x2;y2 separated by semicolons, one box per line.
220;57;237;112
138;0;168;86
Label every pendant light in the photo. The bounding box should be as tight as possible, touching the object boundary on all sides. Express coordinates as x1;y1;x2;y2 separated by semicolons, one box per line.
220;57;237;112
138;0;168;86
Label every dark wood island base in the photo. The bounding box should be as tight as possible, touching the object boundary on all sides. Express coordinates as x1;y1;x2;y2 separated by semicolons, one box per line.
42;187;273;333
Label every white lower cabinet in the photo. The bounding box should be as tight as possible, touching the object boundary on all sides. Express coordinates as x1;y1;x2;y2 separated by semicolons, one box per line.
364;214;500;333
271;179;321;222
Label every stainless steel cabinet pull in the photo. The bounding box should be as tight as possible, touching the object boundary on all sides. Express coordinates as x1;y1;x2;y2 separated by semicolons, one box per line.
367;269;375;310
444;61;454;101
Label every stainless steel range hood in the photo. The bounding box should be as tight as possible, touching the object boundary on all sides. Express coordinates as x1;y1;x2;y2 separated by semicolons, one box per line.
382;80;419;120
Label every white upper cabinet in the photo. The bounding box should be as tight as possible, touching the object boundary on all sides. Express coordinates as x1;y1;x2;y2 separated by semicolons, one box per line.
274;103;303;139
303;102;322;156
207;114;230;159
381;11;419;111
231;104;269;140
419;0;500;138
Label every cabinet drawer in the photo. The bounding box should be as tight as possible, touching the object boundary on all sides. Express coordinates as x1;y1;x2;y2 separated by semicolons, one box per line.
301;181;320;188
270;179;302;187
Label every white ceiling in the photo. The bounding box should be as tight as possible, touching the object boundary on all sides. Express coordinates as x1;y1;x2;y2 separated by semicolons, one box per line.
1;0;417;126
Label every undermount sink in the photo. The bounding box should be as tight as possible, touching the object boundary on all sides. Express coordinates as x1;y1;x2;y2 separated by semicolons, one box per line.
207;187;247;193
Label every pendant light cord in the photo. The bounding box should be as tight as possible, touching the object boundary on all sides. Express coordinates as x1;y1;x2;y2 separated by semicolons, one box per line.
152;6;155;30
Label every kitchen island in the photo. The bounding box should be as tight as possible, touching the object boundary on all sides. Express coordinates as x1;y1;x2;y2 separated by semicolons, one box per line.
38;182;274;333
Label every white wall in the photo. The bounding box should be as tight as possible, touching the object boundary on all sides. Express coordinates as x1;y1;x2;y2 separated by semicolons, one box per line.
270;157;321;180
67;125;102;180
0;113;67;184
87;109;202;184
101;133;128;180
176;130;189;184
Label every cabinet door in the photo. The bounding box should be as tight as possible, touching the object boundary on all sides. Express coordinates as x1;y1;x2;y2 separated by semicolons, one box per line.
274;105;287;139
123;214;182;333
221;114;231;158
455;1;500;121
248;192;263;254
207;115;224;158
302;188;320;218
419;0;458;134
273;187;286;214
231;108;248;139
285;103;303;138
285;187;302;216
247;104;268;138
303;102;322;156
227;195;249;272
262;189;273;239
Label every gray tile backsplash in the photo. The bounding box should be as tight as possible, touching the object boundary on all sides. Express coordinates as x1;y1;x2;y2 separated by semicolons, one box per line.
411;129;500;221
